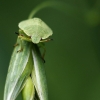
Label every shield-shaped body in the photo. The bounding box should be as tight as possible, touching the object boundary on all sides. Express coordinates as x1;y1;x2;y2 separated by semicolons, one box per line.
18;18;53;43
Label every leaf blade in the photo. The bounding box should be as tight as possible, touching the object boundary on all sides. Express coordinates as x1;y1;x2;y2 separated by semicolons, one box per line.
32;44;48;100
22;77;35;100
4;39;32;100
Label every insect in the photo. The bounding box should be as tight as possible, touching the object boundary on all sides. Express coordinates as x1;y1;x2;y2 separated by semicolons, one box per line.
18;18;53;44
4;18;52;100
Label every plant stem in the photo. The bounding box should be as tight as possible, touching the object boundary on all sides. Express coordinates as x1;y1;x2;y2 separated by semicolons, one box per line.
28;1;55;19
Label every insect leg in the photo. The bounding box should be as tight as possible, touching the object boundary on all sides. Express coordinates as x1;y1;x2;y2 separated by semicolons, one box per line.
40;38;53;42
13;32;20;47
17;38;23;53
17;48;23;53
13;43;19;47
42;48;46;63
18;35;32;42
37;43;46;63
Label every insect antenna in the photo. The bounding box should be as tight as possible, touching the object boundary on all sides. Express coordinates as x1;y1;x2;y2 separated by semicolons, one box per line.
15;32;24;37
15;32;19;35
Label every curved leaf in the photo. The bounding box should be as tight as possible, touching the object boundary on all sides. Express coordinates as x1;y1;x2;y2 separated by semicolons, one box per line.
32;44;48;100
4;39;33;100
22;76;35;100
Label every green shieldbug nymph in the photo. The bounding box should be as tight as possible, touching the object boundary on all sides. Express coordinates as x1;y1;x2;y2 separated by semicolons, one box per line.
18;18;53;44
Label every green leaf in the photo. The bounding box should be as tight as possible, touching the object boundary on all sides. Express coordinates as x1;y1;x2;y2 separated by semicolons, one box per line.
4;39;33;100
32;44;48;100
22;76;35;100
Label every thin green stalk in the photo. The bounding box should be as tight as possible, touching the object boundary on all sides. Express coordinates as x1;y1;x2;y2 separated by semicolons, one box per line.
28;1;54;19
28;1;78;19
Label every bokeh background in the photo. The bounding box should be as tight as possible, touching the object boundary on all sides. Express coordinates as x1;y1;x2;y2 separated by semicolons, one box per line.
0;0;100;100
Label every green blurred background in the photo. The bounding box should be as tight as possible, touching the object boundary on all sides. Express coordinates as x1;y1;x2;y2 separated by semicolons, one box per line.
0;0;100;100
